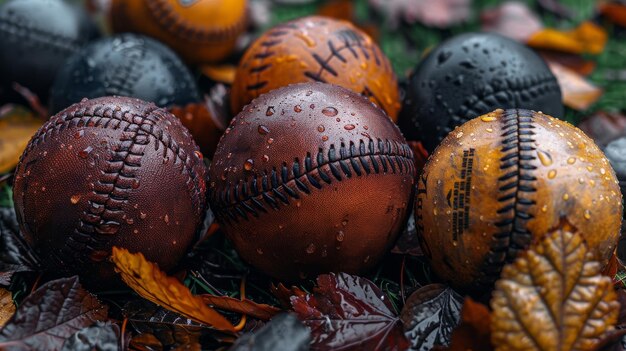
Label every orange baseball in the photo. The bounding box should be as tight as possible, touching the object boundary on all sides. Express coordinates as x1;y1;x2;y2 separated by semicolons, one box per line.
109;0;247;64
230;16;400;120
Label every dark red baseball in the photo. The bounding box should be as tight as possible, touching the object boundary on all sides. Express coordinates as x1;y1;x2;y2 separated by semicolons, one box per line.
13;96;207;289
208;83;415;281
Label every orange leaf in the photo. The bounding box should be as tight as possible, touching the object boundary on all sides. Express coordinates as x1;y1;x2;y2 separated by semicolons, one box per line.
0;106;43;173
527;21;607;55
111;247;236;333
270;283;307;309
447;298;493;351
200;295;281;321
199;64;236;84
600;3;626;27
0;288;15;328
547;60;603;111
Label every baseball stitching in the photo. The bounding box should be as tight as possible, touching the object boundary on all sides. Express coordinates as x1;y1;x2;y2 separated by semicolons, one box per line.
210;138;415;224
0;14;82;53
478;109;538;287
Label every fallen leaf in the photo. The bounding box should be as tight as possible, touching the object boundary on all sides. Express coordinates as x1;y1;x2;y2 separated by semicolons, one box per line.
270;283;306;309
539;51;596;76
111;247;236;333
400;284;463;350
547;60;603;111
0;276;108;350
481;1;543;42
447;298;493;351
369;0;471;29
0;288;14;328
201;294;281;321
527;21;608;55
408;141;429;179
600;2;626;27
605;253;621;281
169;99;226;159
291;272;409;350
317;0;354;22
60;322;120;351
129;333;168;351
0;207;40;285
577;111;626;148
230;313;311;351
0;105;43;173
491;219;619;351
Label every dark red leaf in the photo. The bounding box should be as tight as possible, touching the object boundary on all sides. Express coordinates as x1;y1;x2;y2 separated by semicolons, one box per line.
0;207;40;285
0;276;108;350
231;313;310;351
447;298;493;351
577;111;626;148
271;283;306;310
291;273;409;351
400;284;463;350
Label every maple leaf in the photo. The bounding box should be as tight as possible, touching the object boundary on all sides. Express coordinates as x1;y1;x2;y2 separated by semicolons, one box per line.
111;247;236;333
491;219;619;351
0;288;14;328
0;276;108;351
447;298;493;351
231;313;311;351
0;105;43;174
400;284;463;350
547;60;603;111
291;273;409;351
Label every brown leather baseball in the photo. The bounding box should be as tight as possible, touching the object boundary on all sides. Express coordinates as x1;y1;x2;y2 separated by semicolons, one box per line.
13;96;207;289
209;83;415;281
230;16;401;121
416;109;622;293
109;0;247;64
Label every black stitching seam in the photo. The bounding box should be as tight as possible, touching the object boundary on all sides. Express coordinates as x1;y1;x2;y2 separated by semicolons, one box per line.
24;104;205;265
146;0;247;43
210;139;415;224
105;42;145;97
477;109;538;287
441;74;559;137
0;15;81;53
246;26;292;94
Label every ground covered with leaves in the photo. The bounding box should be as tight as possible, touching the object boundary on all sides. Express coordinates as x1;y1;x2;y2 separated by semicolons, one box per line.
1;0;626;350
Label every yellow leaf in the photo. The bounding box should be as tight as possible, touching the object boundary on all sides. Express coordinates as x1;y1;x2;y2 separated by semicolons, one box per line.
0;288;15;328
527;21;607;55
491;220;619;351
199;64;236;84
111;247;236;333
0;106;43;173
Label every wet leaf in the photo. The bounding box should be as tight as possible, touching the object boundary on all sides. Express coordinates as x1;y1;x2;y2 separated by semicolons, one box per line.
111;247;236;333
447;298;493;351
0;207;39;285
270;283;306;310
600;2;626;27
527;21;608;55
577;111;626;148
481;1;543;42
0;288;14;328
60;322;120;351
0;105;43;173
547;60;603;111
291;273;409;351
0;276;108;350
400;284;463;350
369;0;471;29
200;294;281;321
491;220;619;351
230;313;311;351
124;300;206;351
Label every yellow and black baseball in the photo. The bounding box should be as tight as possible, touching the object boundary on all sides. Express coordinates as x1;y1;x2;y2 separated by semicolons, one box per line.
109;0;247;64
230;16;400;120
416;109;622;293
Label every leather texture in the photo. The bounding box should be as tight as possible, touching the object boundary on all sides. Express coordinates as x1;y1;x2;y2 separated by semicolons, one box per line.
230;16;401;120
210;83;414;281
13;96;207;289
109;0;247;64
416;109;622;293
